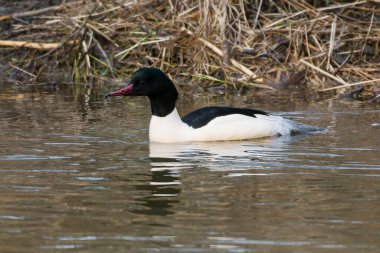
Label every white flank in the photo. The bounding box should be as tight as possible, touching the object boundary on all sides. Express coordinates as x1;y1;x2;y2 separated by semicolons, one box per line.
149;108;296;143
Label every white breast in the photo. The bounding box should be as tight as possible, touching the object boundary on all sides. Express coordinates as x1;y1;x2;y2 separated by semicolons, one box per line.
149;109;194;143
149;109;294;143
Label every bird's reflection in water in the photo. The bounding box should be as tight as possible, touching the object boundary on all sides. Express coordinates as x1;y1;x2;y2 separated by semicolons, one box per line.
134;134;311;216
149;135;296;162
131;167;181;216
149;132;318;172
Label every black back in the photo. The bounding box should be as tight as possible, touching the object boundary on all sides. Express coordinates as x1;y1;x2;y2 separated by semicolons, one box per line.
182;106;269;129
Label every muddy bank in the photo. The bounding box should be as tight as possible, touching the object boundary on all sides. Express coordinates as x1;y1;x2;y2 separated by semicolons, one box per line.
0;0;379;101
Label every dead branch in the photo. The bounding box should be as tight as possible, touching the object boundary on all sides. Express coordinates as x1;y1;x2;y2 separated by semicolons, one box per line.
0;40;76;50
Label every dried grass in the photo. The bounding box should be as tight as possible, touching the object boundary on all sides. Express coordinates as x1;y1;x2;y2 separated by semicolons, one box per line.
0;0;379;99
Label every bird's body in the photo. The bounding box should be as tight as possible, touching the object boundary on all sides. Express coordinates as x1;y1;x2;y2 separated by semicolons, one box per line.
107;68;320;143
150;108;302;143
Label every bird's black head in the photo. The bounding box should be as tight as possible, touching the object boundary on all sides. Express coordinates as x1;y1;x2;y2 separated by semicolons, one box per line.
106;68;178;117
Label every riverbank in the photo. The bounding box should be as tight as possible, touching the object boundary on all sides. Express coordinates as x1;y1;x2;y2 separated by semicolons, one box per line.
0;0;379;101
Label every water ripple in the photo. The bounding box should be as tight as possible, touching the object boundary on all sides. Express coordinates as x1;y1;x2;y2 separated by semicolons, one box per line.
0;154;70;160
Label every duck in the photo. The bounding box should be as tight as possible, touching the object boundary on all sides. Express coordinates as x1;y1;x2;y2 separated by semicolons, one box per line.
106;68;320;143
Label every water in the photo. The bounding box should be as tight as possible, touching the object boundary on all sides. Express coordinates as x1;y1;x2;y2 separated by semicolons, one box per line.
1;83;380;253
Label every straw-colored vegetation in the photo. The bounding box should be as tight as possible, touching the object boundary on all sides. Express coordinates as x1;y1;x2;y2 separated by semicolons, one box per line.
0;0;379;101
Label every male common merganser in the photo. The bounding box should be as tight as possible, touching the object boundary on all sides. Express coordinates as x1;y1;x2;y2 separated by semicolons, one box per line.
106;68;319;143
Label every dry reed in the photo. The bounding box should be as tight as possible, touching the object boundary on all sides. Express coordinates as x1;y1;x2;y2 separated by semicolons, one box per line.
0;0;379;99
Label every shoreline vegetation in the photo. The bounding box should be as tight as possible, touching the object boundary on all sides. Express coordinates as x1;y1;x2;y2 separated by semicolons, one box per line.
0;0;379;101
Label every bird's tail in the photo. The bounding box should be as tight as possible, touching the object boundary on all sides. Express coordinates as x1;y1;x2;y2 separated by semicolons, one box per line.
284;118;324;135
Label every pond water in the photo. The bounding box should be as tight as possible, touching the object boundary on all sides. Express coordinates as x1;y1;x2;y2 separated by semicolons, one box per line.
0;82;380;253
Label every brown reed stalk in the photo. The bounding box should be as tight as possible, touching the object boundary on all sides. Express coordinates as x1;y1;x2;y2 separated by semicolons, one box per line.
0;0;378;99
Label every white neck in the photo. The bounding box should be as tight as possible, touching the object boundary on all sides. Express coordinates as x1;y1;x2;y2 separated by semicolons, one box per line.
149;108;193;143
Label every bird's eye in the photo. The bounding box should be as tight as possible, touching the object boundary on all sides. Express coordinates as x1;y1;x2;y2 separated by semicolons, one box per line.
134;80;144;89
